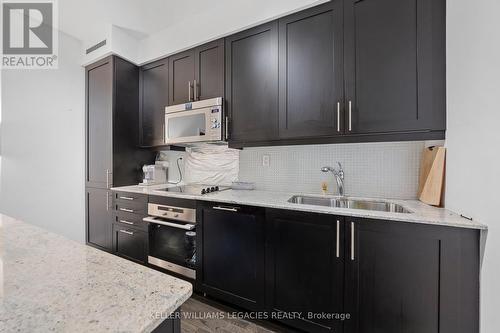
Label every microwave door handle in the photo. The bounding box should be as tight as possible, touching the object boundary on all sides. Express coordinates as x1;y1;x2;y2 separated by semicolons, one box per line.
164;117;169;143
143;217;195;230
162;122;166;144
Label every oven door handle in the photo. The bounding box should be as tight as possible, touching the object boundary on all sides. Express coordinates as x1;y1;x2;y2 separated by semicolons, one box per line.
143;217;195;230
212;206;239;212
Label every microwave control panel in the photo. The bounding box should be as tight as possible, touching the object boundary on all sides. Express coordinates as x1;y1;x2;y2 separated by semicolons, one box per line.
208;106;223;140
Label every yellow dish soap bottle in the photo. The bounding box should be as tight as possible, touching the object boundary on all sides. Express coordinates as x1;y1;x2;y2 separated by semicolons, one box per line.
321;181;328;195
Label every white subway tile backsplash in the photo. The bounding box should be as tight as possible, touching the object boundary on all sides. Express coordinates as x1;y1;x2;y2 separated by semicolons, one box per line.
238;141;425;199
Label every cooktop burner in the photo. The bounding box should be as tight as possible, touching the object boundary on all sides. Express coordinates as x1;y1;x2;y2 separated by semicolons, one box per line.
157;185;230;195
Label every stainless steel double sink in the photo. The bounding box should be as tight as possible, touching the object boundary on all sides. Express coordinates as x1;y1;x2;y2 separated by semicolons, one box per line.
288;195;412;214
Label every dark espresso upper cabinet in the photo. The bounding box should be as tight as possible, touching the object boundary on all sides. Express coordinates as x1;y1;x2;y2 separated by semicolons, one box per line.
194;39;225;101
168;49;195;105
139;58;168;147
86;58;113;188
168;39;224;106
226;0;445;148
86;56;154;188
344;0;446;135
225;22;279;144
279;1;344;138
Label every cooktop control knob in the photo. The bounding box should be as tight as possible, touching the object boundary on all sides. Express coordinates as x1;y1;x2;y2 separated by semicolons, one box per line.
215;186;219;191
201;189;206;194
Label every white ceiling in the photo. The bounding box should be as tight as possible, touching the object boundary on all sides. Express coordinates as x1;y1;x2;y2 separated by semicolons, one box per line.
58;0;219;43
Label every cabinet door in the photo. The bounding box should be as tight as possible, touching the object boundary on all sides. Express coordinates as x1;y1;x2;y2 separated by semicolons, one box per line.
139;58;168;146
86;58;113;188
168;50;195;105
266;210;344;332
112;224;148;263
344;218;480;333
225;21;279;144
198;203;265;311
86;187;112;251
194;39;224;101
279;1;344;138
344;0;445;134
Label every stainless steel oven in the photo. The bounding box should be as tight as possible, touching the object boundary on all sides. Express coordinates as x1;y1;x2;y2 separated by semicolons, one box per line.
143;203;197;279
164;97;225;145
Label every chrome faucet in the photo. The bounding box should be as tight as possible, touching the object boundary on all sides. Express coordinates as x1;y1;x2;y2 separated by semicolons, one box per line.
321;162;345;196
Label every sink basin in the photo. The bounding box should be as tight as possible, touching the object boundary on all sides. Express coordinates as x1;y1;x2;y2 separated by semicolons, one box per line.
288;196;412;214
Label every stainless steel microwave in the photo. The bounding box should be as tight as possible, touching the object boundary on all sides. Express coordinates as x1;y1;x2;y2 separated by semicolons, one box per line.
164;97;226;145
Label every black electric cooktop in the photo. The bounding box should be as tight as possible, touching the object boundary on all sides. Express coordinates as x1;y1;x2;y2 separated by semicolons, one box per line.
157;185;230;195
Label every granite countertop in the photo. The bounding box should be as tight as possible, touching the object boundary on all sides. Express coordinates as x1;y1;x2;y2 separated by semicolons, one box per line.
112;183;487;230
0;215;192;333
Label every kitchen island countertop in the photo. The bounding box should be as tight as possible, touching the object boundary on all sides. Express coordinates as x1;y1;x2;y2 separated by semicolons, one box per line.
0;214;192;332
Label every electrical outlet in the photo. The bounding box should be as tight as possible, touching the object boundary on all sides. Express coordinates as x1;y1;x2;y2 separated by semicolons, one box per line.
262;154;270;167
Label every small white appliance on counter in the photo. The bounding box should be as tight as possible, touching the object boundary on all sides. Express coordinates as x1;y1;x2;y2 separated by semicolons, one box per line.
140;163;167;186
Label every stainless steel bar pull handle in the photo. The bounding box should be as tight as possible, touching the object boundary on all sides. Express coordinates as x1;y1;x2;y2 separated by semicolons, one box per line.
162;122;166;143
119;208;134;213
194;79;198;100
213;206;239;212
351;222;355;261
348;101;352;132
188;81;192;101
336;220;340;258
106;169;111;188
225;116;229;140
142;217;195;230
119;220;134;225
119;230;134;235
119;196;134;201
337;102;341;132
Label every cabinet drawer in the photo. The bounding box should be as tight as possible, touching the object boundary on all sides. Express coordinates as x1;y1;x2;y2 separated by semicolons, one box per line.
113;191;147;203
113;212;148;231
112;224;148;263
113;199;147;215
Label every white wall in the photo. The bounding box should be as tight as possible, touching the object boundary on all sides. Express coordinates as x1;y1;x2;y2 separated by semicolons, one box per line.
0;32;85;243
445;0;500;331
138;0;326;64
81;25;143;66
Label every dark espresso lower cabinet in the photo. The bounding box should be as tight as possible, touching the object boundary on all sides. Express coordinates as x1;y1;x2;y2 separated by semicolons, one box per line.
86;188;112;251
266;209;344;333
197;205;480;333
112;224;148;264
111;191;148;263
344;218;480;333
197;203;266;311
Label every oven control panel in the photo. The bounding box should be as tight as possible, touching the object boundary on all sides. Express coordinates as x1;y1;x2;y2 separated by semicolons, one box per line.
147;203;196;223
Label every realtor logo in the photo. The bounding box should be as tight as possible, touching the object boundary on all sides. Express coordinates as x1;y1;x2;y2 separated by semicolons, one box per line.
1;0;58;69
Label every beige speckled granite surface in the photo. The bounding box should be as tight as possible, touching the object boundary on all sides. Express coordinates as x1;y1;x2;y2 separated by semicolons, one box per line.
112;183;487;230
0;215;192;333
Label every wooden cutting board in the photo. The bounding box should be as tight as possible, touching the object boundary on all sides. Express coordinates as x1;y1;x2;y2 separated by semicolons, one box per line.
418;146;446;206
